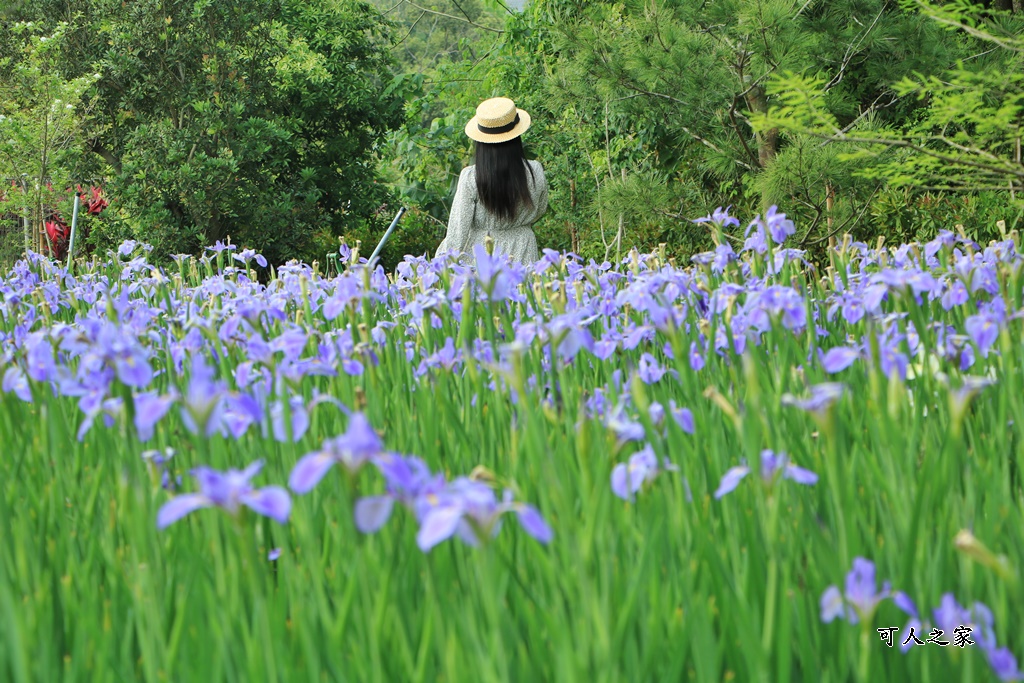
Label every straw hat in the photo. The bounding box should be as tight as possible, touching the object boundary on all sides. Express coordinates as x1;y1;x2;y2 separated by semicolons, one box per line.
465;97;532;143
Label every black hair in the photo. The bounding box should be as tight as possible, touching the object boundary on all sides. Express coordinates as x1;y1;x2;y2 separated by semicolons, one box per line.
474;137;535;221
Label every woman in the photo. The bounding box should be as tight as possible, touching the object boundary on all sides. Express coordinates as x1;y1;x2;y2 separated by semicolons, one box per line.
435;97;548;265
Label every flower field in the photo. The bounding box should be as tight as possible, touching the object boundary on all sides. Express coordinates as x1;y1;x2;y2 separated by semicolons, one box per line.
0;208;1021;682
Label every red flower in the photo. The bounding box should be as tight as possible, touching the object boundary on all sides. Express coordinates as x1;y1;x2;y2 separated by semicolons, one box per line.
87;186;109;215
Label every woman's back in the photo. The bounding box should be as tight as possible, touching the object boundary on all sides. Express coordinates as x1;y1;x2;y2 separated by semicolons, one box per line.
437;160;547;265
435;97;548;266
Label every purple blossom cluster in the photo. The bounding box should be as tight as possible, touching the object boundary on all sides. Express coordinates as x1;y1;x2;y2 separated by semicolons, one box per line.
0;207;1019;671
822;557;1021;681
157;410;553;551
0;208;1013;453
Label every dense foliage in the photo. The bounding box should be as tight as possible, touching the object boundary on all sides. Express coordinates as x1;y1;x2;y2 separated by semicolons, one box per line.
1;0;409;265
0;211;1022;679
2;1;1021;270
378;0;1024;266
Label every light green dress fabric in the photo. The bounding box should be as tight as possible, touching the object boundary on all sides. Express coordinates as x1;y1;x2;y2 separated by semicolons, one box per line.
435;160;548;265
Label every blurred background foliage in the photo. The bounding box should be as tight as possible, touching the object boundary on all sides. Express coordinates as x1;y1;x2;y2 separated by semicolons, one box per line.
1;0;1022;270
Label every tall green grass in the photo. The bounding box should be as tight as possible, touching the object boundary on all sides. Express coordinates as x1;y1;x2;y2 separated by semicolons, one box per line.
0;240;1019;682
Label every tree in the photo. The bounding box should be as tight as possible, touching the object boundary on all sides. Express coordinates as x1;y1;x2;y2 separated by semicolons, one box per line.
0;22;98;257
509;0;969;255
757;1;1024;195
3;0;409;265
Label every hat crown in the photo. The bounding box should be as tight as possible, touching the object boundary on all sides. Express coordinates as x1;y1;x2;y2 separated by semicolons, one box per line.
476;97;518;128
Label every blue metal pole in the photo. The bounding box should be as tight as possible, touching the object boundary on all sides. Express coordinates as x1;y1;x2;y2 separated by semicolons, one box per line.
66;192;81;270
368;206;406;267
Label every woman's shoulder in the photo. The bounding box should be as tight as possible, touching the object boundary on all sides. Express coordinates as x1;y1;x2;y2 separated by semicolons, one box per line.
458;165;477;193
527;160;547;187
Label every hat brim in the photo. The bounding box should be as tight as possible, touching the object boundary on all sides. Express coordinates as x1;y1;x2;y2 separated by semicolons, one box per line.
465;108;532;143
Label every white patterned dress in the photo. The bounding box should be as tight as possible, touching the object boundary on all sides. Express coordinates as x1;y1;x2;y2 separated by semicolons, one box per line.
435;160;548;266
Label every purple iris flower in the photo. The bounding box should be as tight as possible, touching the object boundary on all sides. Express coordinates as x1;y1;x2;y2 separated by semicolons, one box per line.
112;349;153;389
746;206;796;245
593;339;618;361
76;397;123;442
988;648;1023;682
205;240;236;255
2;366;32;402
415;478;553;551
932;593;997;651
742;224;768;255
584;389;610;418
869;332;909;380
610;443;678;501
270;395;310;443
157;460;291;529
622;324;654;350
24;332;56;382
781;383;846;417
714;449;817;498
117;240;138;257
820;557;891;624
820;347;860;374
827;292;866;326
893;592;924;653
965;310;1002;357
354;453;446;533
180;358;226;437
473;245;513;301
843;561;892;618
637;353;666;384
233;249;268;268
689;340;705;371
550;312;596;361
744;286;807;332
417;337;460;376
712;243;736;274
322;274;363;321
669;400;695;434
604;403;646;444
133;390;177;442
924;230;957;258
691;251;715;267
692;206;740;228
965;601;997;651
941;279;969;310
649;402;665;427
289;413;383;493
764;206;796;243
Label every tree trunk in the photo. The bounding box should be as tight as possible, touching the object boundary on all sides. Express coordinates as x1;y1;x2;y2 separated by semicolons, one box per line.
208;205;226;245
994;0;1012;10
744;84;778;167
1014;0;1023;13
88;139;123;175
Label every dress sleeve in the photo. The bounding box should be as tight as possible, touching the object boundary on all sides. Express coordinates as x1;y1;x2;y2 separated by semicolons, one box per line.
532;163;549;222
437;168;476;257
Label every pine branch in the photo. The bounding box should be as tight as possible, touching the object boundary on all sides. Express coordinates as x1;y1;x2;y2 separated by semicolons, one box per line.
405;1;504;33
912;0;1024;53
816;132;1024;180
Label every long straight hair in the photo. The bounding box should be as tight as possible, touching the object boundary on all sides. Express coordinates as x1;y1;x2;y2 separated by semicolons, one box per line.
474;137;535;221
